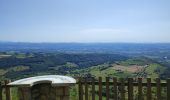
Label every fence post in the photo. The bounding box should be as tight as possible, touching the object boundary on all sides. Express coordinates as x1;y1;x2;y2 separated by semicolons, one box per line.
106;77;110;100
128;78;133;100
98;77;102;100
156;78;161;100
0;82;2;100
147;78;151;100
120;78;125;100
113;77;117;100
79;77;83;100
167;79;170;100
91;77;95;100
138;78;143;100
5;80;11;100
85;78;88;100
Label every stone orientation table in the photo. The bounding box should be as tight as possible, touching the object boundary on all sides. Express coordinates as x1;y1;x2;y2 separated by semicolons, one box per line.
8;75;76;100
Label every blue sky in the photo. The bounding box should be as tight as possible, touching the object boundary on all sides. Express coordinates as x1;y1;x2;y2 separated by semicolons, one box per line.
0;0;170;43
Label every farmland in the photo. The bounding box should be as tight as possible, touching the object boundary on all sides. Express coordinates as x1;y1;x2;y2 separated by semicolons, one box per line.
0;43;170;80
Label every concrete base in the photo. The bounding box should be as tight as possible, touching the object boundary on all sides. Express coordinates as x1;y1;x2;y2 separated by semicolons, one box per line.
18;83;70;100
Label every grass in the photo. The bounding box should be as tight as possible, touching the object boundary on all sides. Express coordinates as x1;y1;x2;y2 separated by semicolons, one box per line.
15;54;27;58
15;53;34;58
119;59;146;66
71;63;133;79
145;63;166;79
0;69;7;75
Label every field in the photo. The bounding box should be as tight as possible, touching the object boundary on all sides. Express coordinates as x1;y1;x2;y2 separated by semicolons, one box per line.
112;64;145;73
0;43;170;80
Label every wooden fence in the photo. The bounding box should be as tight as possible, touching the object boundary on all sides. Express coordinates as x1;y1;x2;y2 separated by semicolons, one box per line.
0;77;170;100
0;80;11;100
78;77;170;100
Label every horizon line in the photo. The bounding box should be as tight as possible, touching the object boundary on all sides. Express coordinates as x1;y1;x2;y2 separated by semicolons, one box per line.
1;41;170;44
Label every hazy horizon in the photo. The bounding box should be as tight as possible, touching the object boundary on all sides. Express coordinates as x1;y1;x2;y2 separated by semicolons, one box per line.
1;0;170;43
1;41;170;44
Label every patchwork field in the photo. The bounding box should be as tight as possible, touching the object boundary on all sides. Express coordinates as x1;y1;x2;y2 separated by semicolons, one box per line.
112;64;147;73
0;54;11;58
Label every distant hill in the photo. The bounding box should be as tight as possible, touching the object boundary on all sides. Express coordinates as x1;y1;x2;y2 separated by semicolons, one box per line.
1;42;170;55
0;52;127;80
0;42;170;80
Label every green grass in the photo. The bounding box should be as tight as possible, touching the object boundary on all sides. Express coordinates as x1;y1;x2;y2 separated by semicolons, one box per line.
0;69;7;75
145;63;166;79
8;66;30;72
119;59;146;66
15;53;34;58
71;63;133;79
15;54;27;58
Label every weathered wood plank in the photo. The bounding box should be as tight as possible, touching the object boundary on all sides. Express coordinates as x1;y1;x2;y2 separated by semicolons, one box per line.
113;77;117;100
167;79;170;100
5;80;11;100
120;78;125;100
128;78;133;100
99;77;102;100
0;82;2;100
91;77;95;100
147;78;152;100
138;78;143;100
79;77;83;100
85;78;88;100
78;82;167;87
156;78;161;100
106;77;110;100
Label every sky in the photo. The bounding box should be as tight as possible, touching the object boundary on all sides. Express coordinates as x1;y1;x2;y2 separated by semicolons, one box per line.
0;0;170;43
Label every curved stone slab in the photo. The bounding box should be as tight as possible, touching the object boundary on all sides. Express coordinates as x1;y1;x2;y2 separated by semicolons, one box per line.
8;75;76;87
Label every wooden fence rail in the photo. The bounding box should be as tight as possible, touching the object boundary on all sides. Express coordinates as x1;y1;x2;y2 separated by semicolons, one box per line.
0;77;170;100
78;77;170;100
